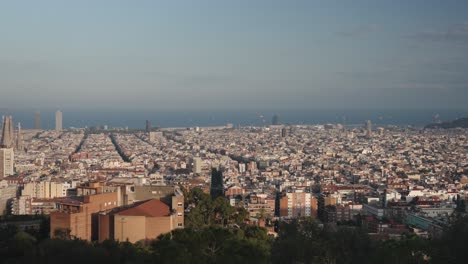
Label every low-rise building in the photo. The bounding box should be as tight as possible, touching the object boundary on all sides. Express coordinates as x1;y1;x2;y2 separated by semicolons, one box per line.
50;184;119;241
98;188;184;243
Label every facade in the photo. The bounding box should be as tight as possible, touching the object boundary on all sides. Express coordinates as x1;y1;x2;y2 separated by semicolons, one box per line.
0;148;14;179
12;196;58;215
245;194;275;218
280;191;318;218
22;181;70;199
317;193;339;220
238;163;246;173
323;205;352;223
192;157;202;174
11;195;31;215
131;185;176;204
0;184;17;215
55;110;62;131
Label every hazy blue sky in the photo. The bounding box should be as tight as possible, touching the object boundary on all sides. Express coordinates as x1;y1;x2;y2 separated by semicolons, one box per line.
1;0;467;110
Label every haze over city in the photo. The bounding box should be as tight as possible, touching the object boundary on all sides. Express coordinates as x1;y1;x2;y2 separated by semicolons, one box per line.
1;0;467;110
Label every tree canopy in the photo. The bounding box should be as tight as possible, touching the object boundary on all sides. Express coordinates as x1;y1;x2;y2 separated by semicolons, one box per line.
1;203;468;264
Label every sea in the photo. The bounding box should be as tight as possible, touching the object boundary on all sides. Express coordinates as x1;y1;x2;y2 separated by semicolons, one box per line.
1;109;467;130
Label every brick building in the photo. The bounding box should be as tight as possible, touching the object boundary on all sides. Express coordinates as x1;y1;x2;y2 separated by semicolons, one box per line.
322;205;352;223
245;193;275;218
279;190;318;218
50;183;119;241
98;188;184;243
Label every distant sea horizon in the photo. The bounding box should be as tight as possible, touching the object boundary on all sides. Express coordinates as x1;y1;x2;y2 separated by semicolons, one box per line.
1;109;467;130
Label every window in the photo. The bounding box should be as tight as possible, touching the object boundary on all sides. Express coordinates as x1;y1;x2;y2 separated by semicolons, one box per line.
177;202;183;207
177;213;182;217
177;223;183;227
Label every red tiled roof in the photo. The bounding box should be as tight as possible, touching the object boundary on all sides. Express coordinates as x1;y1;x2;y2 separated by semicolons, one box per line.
117;199;170;217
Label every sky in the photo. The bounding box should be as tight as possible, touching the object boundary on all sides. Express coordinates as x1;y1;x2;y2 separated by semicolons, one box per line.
0;0;467;110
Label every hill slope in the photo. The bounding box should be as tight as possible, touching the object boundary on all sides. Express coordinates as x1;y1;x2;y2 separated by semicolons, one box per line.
425;117;468;129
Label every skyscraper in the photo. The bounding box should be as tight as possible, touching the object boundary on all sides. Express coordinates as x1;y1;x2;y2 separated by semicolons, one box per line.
146;120;151;132
366;120;372;138
0;116;15;178
1;115;14;148
272;114;279;125
55;110;63;131
0;148;14;179
16;123;23;152
281;127;288;138
34;111;41;130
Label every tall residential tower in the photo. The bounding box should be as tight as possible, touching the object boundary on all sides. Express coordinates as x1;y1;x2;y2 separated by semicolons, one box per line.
34;111;41;130
146;120;151;132
0;148;14;179
366;120;372;138
272;114;279;125
0;116;14;178
55;110;63;131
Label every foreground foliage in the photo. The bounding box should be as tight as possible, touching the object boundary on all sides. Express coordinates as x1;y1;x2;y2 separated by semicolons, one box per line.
1;191;467;264
1;216;467;264
184;187;248;228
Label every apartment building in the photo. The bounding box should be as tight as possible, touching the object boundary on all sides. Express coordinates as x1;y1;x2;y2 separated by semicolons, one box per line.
279;189;318;218
22;181;70;199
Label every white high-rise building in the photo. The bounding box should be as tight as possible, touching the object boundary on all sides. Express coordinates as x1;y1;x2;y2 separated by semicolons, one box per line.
0;148;14;178
239;163;246;173
55;110;63;131
192;157;202;174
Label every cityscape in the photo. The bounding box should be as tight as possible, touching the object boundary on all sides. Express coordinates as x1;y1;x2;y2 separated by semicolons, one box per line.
1;1;468;263
1;110;467;262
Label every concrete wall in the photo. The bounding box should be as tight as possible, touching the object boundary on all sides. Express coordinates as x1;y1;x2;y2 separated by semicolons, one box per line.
146;216;173;240
50;212;72;237
114;215;146;243
133;186;174;203
98;213;112;242
279;196;288;217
